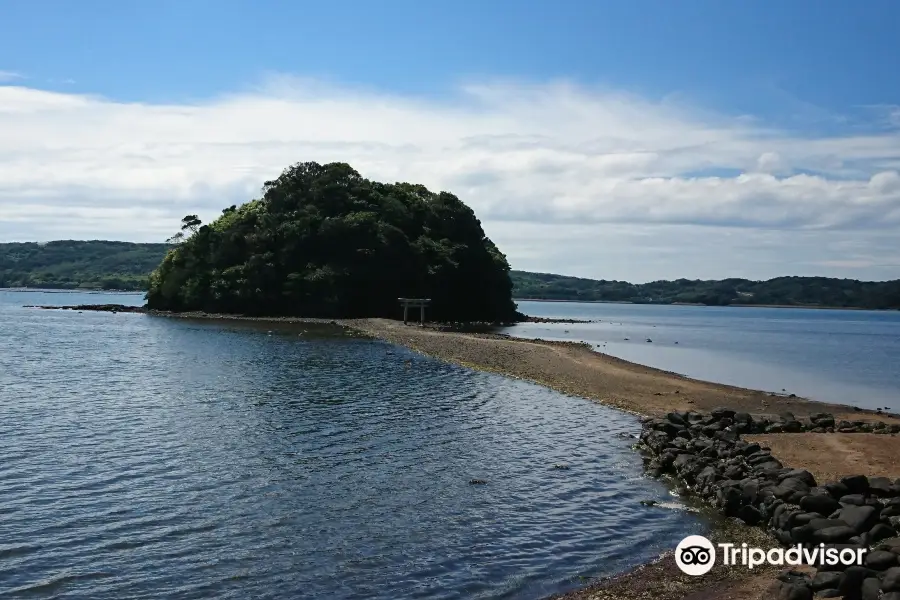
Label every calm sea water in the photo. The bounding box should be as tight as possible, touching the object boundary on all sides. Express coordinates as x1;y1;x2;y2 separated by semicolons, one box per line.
507;301;900;412
0;290;704;600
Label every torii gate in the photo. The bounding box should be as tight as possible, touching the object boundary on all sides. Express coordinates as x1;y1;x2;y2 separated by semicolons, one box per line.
398;298;431;326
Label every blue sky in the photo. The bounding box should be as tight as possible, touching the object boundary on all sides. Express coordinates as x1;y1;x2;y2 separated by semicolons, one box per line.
1;0;899;281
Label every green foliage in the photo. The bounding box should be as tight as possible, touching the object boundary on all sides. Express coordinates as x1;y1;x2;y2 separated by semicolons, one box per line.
0;240;168;290
145;161;520;321
510;271;900;309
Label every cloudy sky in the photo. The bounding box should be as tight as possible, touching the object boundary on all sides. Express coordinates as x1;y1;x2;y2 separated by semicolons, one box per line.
2;0;899;282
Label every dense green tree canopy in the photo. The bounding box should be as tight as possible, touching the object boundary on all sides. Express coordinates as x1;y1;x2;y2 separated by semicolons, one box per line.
145;162;520;321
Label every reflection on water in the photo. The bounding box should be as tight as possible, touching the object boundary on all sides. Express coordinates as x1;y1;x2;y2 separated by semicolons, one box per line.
0;291;704;599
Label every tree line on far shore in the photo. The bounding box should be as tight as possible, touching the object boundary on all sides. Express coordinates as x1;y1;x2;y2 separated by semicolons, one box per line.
511;270;900;310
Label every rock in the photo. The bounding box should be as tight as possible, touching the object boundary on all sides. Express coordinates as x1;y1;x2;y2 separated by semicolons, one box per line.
782;469;818;487
825;482;850;499
738;504;762;525
772;572;813;600
841;475;870;496
791;524;816;544
865;550;898;570
876;538;900;554
666;411;687;425
783;420;805;433
884;567;900;592
809;518;849;531
840;494;867;506
840;566;878;596
870;524;897;544
811;571;843;591
870;476;895;497
795;512;825;525
862;577;881;600
775;477;812;501
814;526;859;543
839;505;880;534
865;498;885;511
723;465;745;479
813;590;841;598
734;411;752;424
711;407;736;420
801;494;841;516
769;581;812;600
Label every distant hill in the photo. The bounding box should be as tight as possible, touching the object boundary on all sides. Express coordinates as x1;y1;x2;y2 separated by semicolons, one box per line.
511;270;900;310
0;240;168;290
2;240;899;309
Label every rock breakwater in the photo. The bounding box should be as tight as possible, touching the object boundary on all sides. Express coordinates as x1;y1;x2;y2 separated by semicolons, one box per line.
640;409;900;599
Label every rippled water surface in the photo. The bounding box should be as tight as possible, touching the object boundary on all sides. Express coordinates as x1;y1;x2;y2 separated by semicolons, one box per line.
0;291;704;599
507;301;900;411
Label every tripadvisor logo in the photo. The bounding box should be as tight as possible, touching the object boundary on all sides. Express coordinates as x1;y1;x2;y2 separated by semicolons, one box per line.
675;535;716;576
674;535;867;576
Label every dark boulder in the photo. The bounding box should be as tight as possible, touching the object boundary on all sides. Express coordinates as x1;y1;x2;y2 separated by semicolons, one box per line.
772;571;813;600
862;577;882;600
775;477;811;501
666;411;688;426
711;407;736;420
841;475;870;496
738;504;762;525
865;550;897;570
840;494;867;506
741;480;760;505
839;505;880;534
840;566;879;596
783;420;805;433
814;526;858;543
884;566;900;592
809;518;849;531
825;482;850;499
801;494;840;516
870;477;896;497
794;512;825;525
791;524;816;544
782;469;818;487
871;524;897;544
811;570;843;591
643;430;671;453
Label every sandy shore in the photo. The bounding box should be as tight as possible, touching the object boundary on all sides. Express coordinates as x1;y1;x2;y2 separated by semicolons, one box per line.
343;318;900;600
346;319;895;424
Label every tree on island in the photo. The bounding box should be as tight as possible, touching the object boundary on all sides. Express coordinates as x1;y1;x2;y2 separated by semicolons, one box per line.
146;161;521;322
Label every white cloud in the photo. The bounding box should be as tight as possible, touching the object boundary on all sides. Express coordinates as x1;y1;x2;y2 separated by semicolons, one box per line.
0;71;23;82
1;76;899;281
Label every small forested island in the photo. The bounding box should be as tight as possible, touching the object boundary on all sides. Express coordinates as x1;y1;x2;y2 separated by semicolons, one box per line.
146;162;520;322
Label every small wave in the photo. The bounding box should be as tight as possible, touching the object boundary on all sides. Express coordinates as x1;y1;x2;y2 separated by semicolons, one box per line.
3;571;114;596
